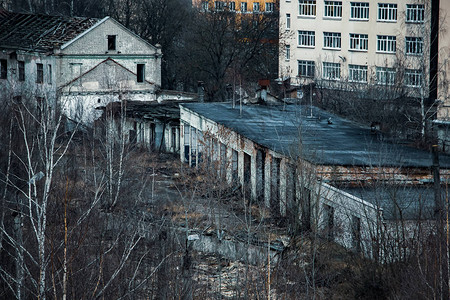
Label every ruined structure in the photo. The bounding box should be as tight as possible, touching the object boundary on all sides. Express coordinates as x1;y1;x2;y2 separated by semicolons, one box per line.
180;102;450;256
0;10;162;123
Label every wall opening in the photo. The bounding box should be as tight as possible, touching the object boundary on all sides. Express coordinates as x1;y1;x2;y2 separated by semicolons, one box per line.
271;157;281;216
256;149;265;201
108;35;116;50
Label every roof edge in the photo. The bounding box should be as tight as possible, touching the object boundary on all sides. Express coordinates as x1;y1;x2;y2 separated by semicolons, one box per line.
61;16;110;50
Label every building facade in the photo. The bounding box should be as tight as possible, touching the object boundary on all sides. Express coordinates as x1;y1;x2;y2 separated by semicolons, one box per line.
0;10;162;124
193;0;278;13
279;1;450;107
180;102;450;257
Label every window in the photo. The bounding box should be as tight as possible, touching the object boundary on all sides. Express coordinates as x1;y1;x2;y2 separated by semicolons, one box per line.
201;1;209;11
107;35;116;51
298;30;315;47
137;64;145;82
324;205;335;241
323;32;341;49
405;37;423;55
18;61;25;81
265;2;274;12
286;13;291;29
298;60;315;77
0;59;7;79
405;69;422;87
215;1;224;10
349;64;367;82
253;2;260;11
350;2;369;20
376;67;396;85
323;62;340;80
241;2;247;12
285;45;290;60
378;3;397;21
406;4;424;23
298;0;316;17
324;1;342;18
352;216;361;253
229;1;235;11
36;63;43;83
47;64;52;84
349;33;368;51
377;35;396;53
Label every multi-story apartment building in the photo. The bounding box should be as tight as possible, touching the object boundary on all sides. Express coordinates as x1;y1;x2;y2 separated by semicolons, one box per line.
193;0;278;13
279;1;449;110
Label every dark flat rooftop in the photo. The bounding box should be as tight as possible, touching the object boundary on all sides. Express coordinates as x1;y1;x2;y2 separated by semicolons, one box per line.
181;102;450;168
342;186;437;220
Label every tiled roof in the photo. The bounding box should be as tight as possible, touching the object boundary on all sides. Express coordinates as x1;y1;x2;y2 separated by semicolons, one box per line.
0;10;99;52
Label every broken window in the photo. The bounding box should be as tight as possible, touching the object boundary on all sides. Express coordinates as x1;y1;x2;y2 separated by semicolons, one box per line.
36;63;43;83
107;35;116;50
18;61;25;81
137;64;145;82
1;59;7;79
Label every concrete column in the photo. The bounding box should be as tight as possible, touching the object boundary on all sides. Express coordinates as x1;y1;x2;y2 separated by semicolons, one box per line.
180;123;185;162
226;146;232;184
251;148;257;201
238;151;245;186
279;158;287;217
264;153;272;208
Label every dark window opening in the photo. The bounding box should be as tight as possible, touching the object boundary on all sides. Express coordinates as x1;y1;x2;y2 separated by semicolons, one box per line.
324;204;335;241
137;64;145;82
36;63;43;83
18;61;25;81
47;64;52;84
1;59;7;79
108;35;116;50
271;157;281;215
352;216;361;253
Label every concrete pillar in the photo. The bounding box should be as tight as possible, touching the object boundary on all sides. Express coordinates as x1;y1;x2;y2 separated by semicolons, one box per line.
238;151;245;186
226;146;233;184
264;153;272;208
251;148;257;201
180;123;185;162
279;158;287;217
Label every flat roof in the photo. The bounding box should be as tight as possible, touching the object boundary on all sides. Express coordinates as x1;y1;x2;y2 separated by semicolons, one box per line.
181;102;450;168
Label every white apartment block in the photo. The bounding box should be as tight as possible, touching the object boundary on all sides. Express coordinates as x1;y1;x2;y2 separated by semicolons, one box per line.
279;0;450;108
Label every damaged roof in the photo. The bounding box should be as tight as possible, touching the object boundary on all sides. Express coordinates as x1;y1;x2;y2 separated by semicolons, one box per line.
181;102;450;168
0;10;99;52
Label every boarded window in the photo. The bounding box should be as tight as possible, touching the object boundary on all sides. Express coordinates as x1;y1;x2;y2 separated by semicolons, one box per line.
137;64;145;82
107;35;116;50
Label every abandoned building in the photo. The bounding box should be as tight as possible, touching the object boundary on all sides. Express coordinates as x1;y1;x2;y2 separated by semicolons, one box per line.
0;9;162;123
96;95;197;153
180;102;450;257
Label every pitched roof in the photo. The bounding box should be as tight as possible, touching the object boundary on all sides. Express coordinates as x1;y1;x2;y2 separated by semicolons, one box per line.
0;10;99;52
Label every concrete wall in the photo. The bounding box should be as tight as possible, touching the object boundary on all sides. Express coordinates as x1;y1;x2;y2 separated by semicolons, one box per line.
58;18;161;87
180;105;380;256
0;50;57;100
